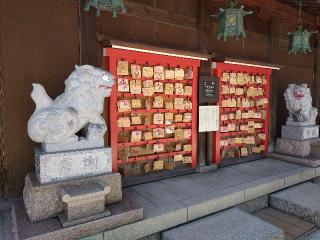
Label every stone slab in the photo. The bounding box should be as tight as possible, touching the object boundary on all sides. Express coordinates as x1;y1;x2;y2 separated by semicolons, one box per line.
302;230;320;240
41;138;104;153
23;172;121;222
162;208;285;240
268;152;320;168
14;197;143;240
276;167;316;187
281;125;319;140
270;182;320;226
58;209;111;228
286;121;316;127
180;186;245;221
243;176;285;201
237;195;269;214
276;138;311;157
80;233;104;240
103;203;187;240
35;147;112;184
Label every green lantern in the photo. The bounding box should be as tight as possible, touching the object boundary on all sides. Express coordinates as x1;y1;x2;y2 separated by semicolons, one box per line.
288;26;317;54
288;1;317;54
213;0;253;41
84;0;127;17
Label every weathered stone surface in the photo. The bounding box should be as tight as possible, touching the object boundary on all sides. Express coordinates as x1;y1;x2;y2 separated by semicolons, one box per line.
162;208;285;240
276;167;315;187
23;172;121;222
58;210;111;228
181;186;244;221
237;195;269;214
14;197;143;240
276;138;311;157
303;230;320;240
268;152;320;168
286;121;316;127
243;176;284;201
58;182;110;223
281;125;319;140
35;147;112;184
80;233;104;240
270;182;320;226
42;138;104;153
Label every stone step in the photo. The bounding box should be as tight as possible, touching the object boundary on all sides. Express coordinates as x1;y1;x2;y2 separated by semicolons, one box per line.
301;230;320;240
270;182;320;226
162;208;285;240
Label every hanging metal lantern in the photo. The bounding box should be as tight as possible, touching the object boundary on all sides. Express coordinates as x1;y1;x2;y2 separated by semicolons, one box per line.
213;0;253;41
84;0;127;17
288;1;317;54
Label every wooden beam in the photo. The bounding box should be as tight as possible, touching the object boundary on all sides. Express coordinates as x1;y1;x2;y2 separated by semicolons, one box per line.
210;0;316;26
124;0;197;30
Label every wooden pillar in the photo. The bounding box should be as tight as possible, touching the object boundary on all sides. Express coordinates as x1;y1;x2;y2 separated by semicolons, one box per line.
0;16;8;198
268;18;279;149
79;0;101;66
197;0;214;167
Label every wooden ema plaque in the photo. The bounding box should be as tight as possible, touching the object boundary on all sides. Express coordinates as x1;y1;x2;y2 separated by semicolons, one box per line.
104;48;200;176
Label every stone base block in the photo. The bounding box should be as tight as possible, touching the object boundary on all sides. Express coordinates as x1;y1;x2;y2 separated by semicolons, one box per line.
23;172;122;222
276;138;312;157
281;125;319;140
270;182;320;226
58;209;111;228
41;138;104;153
286;121;316;127
268;152;320;168
35;147;111;184
162;208;285;240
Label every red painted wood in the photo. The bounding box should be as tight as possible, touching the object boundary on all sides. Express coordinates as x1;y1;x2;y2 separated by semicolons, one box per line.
104;47;200;173
212;62;272;165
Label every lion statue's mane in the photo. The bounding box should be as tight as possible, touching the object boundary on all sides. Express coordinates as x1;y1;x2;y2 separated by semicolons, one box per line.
27;65;114;144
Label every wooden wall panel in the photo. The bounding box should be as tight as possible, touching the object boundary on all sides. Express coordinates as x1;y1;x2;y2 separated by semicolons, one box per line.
0;0;80;195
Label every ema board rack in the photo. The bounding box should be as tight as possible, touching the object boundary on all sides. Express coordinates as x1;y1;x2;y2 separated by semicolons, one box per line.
212;62;271;165
104;47;200;178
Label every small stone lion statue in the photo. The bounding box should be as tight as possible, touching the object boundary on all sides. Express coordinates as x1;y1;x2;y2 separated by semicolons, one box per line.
27;65;114;144
284;84;318;123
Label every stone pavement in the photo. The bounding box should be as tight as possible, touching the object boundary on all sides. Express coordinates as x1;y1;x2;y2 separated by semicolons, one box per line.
103;158;318;240
6;158;320;239
162;208;285;240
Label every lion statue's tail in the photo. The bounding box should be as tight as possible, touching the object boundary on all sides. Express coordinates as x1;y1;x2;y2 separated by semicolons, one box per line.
31;84;53;112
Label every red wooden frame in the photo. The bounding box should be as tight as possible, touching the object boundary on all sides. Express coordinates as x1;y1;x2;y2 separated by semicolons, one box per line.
103;48;200;172
212;62;272;164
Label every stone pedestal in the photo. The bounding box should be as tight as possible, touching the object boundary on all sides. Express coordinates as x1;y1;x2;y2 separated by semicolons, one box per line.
35;147;112;184
281;125;319;140
23;172;122;222
275;121;320;167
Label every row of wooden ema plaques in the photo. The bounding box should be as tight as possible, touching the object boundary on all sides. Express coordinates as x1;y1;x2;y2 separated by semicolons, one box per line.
105;48;271;177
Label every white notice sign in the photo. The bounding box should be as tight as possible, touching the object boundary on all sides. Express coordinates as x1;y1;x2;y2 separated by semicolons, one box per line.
199;106;219;132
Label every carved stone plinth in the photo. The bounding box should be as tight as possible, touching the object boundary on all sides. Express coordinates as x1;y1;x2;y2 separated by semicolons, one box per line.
23;172;122;222
281;125;319;140
57;182;111;227
35;147;112;184
276;138;312;157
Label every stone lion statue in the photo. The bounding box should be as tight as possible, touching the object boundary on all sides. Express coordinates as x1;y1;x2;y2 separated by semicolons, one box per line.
27;65;114;144
284;84;318;123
